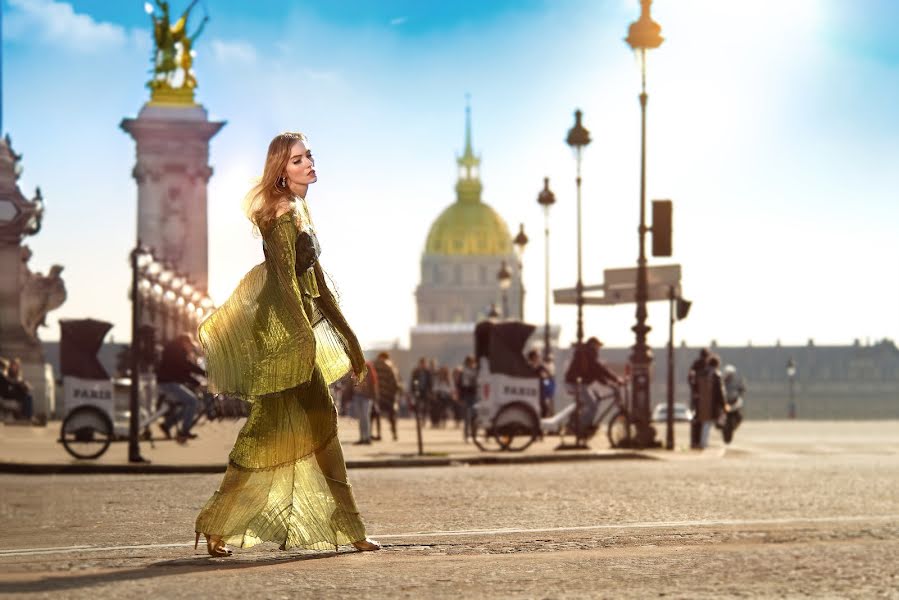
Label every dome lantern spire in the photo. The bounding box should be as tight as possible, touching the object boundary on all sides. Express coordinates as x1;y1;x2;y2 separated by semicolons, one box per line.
455;95;483;204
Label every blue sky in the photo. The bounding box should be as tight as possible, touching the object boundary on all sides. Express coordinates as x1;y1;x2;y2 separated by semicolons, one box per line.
3;0;898;350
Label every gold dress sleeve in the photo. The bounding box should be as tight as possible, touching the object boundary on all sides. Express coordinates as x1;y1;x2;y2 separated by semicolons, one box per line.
198;212;315;400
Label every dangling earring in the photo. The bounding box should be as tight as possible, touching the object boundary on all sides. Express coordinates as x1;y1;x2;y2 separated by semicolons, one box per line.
277;176;286;188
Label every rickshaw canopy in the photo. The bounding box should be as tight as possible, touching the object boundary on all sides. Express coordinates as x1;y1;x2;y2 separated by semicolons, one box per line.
60;318;112;380
474;320;537;378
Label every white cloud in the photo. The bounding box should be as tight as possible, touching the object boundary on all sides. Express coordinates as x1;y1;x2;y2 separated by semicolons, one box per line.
302;68;340;83
390;16;408;26
5;0;128;53
210;39;257;65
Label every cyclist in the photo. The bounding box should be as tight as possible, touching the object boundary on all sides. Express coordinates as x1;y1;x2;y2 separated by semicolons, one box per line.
157;334;205;443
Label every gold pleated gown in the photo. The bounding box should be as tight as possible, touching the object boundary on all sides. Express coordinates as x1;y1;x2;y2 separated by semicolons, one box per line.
195;204;368;551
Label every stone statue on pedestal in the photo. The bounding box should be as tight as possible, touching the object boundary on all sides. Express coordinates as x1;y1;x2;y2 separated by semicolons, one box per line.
21;261;67;342
146;0;210;105
123;1;223;344
0;136;66;419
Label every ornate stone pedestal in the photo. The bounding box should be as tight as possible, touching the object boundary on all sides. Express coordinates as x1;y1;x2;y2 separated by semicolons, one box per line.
121;104;224;294
120;104;224;342
0;137;66;419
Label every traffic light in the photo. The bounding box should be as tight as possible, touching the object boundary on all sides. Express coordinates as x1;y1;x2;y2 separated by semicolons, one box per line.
652;199;672;257
676;297;692;321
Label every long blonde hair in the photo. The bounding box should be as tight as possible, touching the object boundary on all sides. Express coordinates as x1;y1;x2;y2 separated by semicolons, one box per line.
243;131;308;235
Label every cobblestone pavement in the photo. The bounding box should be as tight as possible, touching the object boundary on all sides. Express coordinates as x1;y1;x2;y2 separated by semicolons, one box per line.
1;421;898;598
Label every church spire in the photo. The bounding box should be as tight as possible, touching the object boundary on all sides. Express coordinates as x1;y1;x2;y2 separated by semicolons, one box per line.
455;95;482;203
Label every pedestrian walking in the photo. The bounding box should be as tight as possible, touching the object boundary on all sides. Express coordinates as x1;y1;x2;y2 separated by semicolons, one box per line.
459;355;478;442
409;357;433;423
527;349;554;418
450;366;465;427
694;354;728;449
193;131;380;557
721;364;746;444
688;348;710;449
353;359;379;444
373;352;400;441
433;367;455;428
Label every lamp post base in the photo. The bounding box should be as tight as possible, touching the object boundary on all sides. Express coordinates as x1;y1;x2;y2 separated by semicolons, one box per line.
128;443;150;464
630;362;661;449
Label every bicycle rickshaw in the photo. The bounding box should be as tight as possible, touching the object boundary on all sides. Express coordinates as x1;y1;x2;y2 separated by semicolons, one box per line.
470;319;633;452
57;319;241;459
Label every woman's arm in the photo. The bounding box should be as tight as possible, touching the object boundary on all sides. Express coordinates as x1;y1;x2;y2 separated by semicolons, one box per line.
312;262;367;379
262;216;316;367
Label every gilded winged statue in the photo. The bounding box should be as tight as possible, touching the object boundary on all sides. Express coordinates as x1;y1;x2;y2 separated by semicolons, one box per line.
146;0;209;103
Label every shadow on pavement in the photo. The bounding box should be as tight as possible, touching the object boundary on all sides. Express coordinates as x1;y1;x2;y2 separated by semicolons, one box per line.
0;549;354;595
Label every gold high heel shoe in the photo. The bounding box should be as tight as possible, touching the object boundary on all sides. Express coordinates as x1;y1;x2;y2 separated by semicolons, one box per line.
352;538;381;552
195;531;233;557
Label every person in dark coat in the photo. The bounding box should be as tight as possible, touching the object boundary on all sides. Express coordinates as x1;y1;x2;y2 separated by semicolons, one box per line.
409;357;433;419
687;348;710;449
6;358;36;422
564;337;623;387
373;352;400;441
157;334;205;443
563;338;623;437
694;354;728;449
1;357;34;422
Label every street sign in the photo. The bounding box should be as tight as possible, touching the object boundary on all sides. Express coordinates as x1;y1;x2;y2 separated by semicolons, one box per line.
603;264;681;288
553;264;682;306
554;282;679;305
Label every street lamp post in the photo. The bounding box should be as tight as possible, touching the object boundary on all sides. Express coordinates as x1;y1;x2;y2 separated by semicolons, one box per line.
128;243;151;463
566;109;591;348
626;0;664;448
786;357;797;418
497;260;512;319
513;223;529;321
537;177;556;362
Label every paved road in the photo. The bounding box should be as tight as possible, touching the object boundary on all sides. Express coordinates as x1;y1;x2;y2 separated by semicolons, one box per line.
1;421;898;598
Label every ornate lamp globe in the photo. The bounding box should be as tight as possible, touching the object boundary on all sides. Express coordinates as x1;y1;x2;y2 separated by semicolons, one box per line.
513;223;528;257
537;177;555;208
497;260;512;290
566;109;591;153
626;0;664;51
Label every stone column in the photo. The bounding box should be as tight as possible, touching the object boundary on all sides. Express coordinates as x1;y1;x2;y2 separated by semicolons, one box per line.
121;104;225;302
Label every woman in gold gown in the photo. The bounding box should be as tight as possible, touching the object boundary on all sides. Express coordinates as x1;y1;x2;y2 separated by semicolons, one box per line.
194;132;380;557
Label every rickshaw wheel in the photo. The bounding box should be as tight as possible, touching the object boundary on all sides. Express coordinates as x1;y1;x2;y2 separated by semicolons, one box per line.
60;405;113;460
607;410;631;449
471;413;502;452
493;402;539;452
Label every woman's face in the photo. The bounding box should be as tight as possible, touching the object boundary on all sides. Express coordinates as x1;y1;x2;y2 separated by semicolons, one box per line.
283;140;317;188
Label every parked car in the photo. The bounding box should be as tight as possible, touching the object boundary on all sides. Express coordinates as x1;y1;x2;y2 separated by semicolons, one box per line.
651;402;694;423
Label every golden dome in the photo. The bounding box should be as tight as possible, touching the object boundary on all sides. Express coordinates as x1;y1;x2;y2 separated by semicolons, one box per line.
424;101;511;256
424;200;512;256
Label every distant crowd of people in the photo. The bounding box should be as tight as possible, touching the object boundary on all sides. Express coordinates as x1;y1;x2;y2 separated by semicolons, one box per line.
333;340;750;452
334;350;559;445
